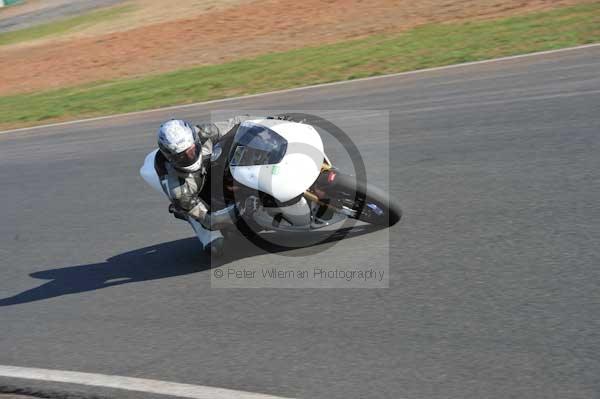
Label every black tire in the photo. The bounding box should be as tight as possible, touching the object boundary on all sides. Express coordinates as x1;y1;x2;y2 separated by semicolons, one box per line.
331;173;402;227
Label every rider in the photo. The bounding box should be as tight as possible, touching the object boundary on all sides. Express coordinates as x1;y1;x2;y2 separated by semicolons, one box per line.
154;116;256;255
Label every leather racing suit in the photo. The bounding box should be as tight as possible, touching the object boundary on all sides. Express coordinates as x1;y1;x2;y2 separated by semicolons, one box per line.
154;115;256;230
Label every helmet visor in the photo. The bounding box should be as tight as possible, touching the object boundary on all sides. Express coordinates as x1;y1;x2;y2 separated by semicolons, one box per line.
168;143;200;168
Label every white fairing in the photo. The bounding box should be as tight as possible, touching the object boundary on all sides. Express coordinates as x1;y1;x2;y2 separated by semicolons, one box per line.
140;149;163;195
230;119;325;202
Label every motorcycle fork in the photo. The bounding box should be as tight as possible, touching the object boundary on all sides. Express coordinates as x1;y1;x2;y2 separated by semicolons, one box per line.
303;162;340;219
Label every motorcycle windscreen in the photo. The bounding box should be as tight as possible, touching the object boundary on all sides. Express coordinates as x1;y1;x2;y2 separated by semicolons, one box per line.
229;124;287;166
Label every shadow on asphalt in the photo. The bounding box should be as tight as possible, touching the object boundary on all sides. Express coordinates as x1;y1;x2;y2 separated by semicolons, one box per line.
0;237;206;307
0;225;382;307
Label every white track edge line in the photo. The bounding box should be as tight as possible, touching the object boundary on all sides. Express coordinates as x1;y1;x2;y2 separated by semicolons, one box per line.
1;42;599;135
0;365;293;399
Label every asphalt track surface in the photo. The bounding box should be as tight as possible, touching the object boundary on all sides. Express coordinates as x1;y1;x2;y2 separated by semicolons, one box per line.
0;0;124;33
1;46;600;398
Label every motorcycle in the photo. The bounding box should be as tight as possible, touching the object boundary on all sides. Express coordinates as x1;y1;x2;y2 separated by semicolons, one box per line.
140;116;401;254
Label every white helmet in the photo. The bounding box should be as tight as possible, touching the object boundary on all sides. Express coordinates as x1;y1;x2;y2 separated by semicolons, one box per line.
157;119;203;172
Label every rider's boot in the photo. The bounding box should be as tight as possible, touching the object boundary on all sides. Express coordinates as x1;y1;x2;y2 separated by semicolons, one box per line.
187;217;224;257
205;237;225;257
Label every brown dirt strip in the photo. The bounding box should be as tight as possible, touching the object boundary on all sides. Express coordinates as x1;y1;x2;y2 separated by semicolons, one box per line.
0;0;594;95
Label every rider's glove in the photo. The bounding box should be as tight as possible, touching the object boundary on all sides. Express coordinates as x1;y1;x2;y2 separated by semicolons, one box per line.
169;204;187;221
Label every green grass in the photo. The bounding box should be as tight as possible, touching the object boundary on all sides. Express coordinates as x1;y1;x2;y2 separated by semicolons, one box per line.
1;2;599;129
0;4;134;46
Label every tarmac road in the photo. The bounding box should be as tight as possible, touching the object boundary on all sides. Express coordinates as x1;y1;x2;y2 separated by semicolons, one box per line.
0;0;124;33
0;46;599;399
